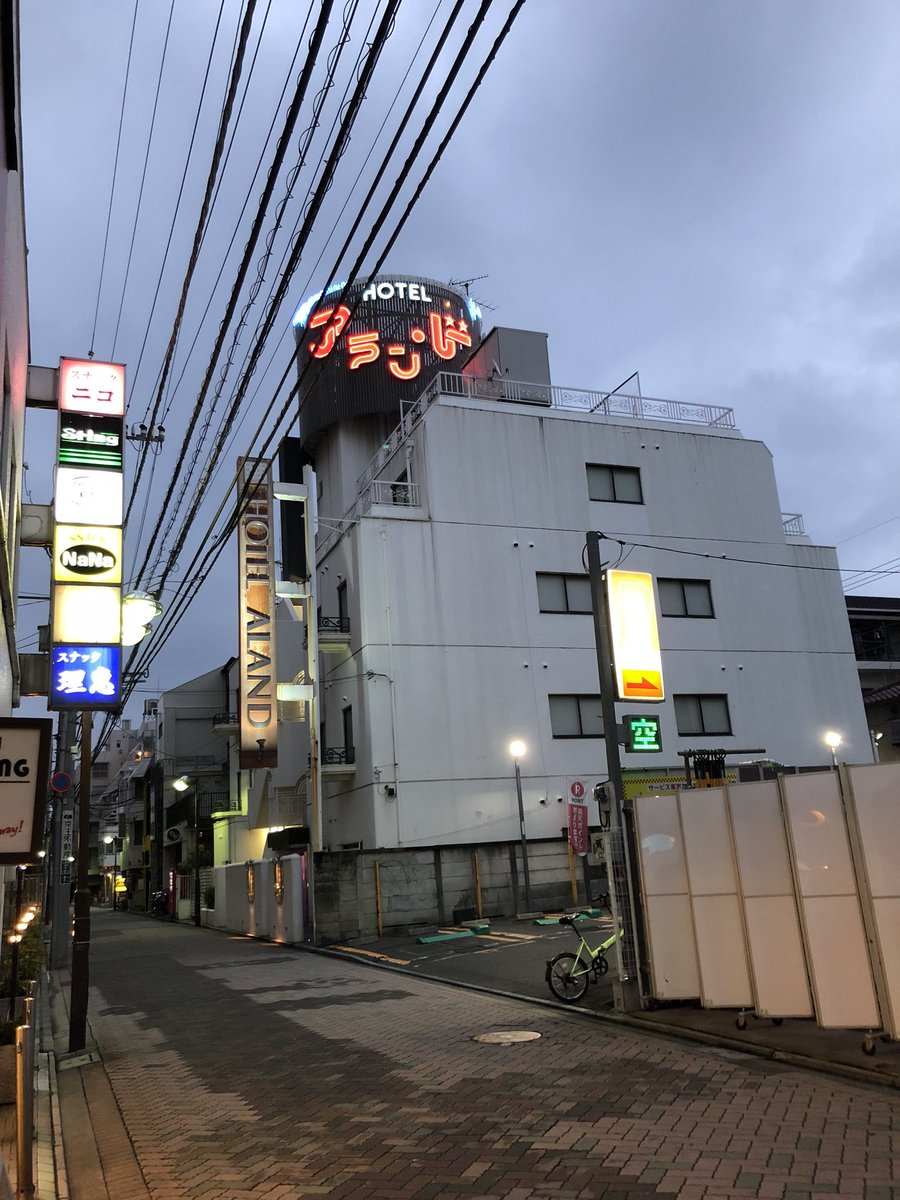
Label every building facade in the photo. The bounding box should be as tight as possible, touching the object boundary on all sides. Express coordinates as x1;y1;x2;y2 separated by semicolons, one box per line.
0;1;28;715
285;301;870;851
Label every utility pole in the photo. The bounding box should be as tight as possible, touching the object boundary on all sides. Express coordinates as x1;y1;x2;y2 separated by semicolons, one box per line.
68;712;92;1052
585;531;648;1011
49;710;76;970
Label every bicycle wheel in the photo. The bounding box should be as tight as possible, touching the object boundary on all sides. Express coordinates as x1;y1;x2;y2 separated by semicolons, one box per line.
546;952;590;1003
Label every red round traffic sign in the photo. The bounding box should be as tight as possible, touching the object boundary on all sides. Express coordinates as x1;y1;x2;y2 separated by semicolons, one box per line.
50;771;72;793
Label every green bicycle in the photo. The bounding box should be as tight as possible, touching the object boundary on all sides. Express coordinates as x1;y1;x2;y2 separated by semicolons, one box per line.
545;913;622;1003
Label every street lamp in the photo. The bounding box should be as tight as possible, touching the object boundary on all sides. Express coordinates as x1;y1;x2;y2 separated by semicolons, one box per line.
103;835;119;910
823;730;842;770
870;729;883;763
508;739;533;915
172;775;201;927
121;590;163;646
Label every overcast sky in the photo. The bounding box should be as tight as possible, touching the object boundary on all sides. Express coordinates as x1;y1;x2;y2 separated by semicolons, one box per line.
16;0;900;720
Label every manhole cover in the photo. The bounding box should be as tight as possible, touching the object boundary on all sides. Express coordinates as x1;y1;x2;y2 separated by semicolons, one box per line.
473;1030;542;1045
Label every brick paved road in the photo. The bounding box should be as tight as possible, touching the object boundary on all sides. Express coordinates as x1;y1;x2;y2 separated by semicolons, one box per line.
79;912;899;1200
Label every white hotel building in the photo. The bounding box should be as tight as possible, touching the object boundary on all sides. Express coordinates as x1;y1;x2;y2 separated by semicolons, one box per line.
279;278;869;853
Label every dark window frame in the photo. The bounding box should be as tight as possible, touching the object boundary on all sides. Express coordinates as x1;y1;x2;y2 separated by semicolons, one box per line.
658;577;715;619
674;693;733;736
549;693;605;739
536;572;592;614
586;463;643;504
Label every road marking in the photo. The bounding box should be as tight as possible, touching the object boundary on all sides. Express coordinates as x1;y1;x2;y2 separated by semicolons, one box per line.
329;944;411;966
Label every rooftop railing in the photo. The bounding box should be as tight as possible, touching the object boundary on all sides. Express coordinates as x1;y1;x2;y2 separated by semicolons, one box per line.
317;372;738;559
356;371;735;493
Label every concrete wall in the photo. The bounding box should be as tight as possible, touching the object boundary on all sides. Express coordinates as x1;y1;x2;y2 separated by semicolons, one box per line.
206;838;586;945
311;391;871;850
315;838;585;942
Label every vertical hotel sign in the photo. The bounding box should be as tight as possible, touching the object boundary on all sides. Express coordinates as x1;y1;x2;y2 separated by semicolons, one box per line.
49;359;125;710
238;459;277;769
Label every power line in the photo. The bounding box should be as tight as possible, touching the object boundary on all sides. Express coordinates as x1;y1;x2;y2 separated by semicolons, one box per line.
122;0;528;698
128;0;233;416
124;0;260;529
111;0;177;361
127;0;339;589
149;0;402;592
148;0;370;576
99;1;529;743
88;0;140;361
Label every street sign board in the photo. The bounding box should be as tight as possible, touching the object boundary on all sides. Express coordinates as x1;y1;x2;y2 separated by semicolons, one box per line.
606;570;665;702
0;718;53;864
624;714;663;753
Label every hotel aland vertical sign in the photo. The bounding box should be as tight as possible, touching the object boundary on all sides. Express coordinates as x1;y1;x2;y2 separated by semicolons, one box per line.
238;459;278;770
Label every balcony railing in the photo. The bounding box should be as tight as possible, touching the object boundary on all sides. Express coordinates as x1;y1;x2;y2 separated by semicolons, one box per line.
198;792;236;817
318;616;350;635
367;479;419;507
322;746;355;765
781;513;806;536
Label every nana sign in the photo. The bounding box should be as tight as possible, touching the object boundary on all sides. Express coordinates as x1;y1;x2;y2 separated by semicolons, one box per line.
0;719;52;864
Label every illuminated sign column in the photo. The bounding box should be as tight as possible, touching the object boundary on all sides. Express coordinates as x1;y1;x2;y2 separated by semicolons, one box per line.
606;570;665;703
49;358;126;710
238;459;278;769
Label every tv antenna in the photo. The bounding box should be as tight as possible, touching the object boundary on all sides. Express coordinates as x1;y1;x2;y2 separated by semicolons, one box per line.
449;274;496;311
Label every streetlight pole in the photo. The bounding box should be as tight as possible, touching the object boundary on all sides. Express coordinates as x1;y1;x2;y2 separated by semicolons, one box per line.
824;730;842;770
509;741;532;914
870;730;882;763
193;788;201;928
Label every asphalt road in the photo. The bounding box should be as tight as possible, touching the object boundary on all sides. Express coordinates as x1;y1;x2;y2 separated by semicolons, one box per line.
326;913;618;1010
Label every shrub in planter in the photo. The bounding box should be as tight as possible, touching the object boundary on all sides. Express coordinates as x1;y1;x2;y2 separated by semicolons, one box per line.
0;1021;17;1105
203;886;215;910
0;916;44;1001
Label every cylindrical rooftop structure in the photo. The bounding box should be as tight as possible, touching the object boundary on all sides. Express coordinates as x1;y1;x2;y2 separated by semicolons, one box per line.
292;274;482;451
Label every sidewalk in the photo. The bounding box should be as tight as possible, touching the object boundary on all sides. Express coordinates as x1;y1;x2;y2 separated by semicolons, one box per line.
12;909;900;1199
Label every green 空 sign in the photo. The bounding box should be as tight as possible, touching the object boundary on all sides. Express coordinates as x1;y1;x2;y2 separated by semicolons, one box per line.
625;714;663;753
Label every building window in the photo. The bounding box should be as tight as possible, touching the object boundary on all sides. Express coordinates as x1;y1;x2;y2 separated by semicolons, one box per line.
537;572;592;614
342;705;354;761
658;578;714;618
549;694;604;738
586;463;643;504
674;694;732;736
391;471;411;506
